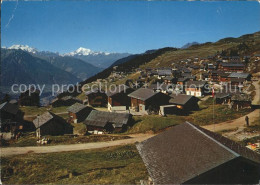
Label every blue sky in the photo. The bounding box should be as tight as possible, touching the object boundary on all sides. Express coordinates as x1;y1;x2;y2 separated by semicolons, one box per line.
2;1;260;54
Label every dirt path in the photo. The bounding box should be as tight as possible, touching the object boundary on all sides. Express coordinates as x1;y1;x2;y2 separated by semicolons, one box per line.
203;109;259;133
252;78;260;105
1;134;154;157
203;78;260;133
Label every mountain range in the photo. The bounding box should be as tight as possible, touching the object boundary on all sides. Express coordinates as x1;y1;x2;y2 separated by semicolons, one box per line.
6;45;130;68
1;45;131;88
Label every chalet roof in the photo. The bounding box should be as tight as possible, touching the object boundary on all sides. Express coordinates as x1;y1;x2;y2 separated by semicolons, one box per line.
106;85;130;97
215;92;231;99
128;88;159;101
186;81;207;88
221;63;244;67
61;96;80;101
0;102;19;115
33;112;56;128
158;69;172;76
230;78;245;83
67;103;87;113
169;94;198;105
228;73;250;79
163;76;174;81
85;88;101;96
84;110;130;128
84;120;108;127
136;121;260;184
177;78;188;82
231;94;252;101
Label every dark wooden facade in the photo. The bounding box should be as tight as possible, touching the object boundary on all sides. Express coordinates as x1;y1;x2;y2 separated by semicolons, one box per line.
86;92;107;107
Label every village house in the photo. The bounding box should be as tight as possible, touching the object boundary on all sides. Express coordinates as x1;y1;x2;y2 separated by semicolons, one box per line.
163;76;176;84
19;89;40;106
0;102;24;132
128;88;170;114
207;63;216;71
181;73;196;81
231;94;252;110
84;110;131;133
157;69;172;79
169;94;199;112
209;71;230;83
85;88;107;107
67;103;92;123
33;112;73;137
51;96;82;107
215;92;232;104
136;121;260;184
107;85;134;112
219;62;245;72
185;81;208;97
177;78;189;86
228;72;252;82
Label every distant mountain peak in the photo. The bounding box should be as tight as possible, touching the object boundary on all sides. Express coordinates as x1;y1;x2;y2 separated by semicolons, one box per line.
181;42;200;49
63;47;111;56
8;44;38;54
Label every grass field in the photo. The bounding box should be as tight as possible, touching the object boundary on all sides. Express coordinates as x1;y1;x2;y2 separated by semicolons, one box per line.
1;145;148;184
126;114;185;134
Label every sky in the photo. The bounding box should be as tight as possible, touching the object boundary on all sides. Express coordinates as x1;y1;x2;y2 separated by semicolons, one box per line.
1;1;260;54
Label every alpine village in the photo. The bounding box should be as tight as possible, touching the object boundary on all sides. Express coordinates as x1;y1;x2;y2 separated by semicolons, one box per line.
1;31;260;184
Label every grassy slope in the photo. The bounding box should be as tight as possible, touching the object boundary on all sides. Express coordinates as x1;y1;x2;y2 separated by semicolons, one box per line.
1;145;148;184
127;115;185;134
186;97;252;126
140;31;260;69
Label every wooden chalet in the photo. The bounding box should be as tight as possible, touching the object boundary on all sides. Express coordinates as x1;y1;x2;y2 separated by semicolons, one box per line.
85;88;107;107
51;96;82;107
185;81;208;97
136;121;260;184
0;102;24;132
209;71;230;82
33;112;73;136
128;88;170;113
177;78;188;86
107;85;134;112
67;103;92;123
19;89;40;106
215;92;232;104
163;76;176;84
219;62;245;72
231;94;252;110
84;110;131;133
157;69;172;78
169;94;199;112
228;72;252;82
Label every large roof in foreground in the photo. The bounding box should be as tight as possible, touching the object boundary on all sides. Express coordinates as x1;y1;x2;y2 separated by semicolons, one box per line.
136;121;260;184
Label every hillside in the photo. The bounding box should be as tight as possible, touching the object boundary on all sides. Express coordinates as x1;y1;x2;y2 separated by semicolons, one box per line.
41;55;102;81
1;49;80;86
143;31;260;68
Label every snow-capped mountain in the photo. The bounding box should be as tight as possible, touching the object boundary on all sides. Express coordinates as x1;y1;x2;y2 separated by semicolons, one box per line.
63;47;130;68
8;44;38;54
63;47;110;56
7;45;131;68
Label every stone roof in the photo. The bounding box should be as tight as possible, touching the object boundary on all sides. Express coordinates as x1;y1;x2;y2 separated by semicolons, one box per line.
136;122;260;184
0;102;19;115
84;110;130;128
